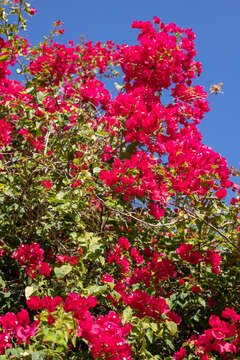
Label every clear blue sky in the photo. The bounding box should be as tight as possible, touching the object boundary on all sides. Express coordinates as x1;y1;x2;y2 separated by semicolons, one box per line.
27;0;240;170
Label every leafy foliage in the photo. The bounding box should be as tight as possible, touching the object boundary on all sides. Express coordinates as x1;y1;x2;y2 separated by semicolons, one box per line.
0;2;239;359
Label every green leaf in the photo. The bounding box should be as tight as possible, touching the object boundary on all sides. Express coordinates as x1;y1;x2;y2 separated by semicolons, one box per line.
3;347;24;358
32;352;46;360
141;319;150;329
165;338;175;350
114;82;124;90
43;331;58;342
37;91;44;103
146;328;153;343
193;313;199;321
56;191;65;200
122;306;133;323
42;329;67;346
166;321;178;336
198;297;206;307
0;276;5;290
99;256;105;266
150;322;158;332
86;284;107;296
93;167;101;174
54;264;72;279
25;86;34;94
0;54;9;62
25;285;38;299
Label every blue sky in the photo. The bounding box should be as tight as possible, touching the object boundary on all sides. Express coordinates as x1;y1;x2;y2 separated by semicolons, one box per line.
26;0;240;170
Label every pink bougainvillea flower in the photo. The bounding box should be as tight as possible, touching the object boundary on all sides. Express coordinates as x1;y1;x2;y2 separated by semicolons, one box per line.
222;307;240;322
55;20;63;26
174;347;186;360
55;29;65;35
153;16;161;24
47;315;55;325
205;250;222;274
101;274;115;283
29;8;37;15
41;180;52;189
191;284;203;294
216;188;227;200
26;296;41;311
0;248;6;256
118;236;131;250
167;311;182;325
38;262;52;276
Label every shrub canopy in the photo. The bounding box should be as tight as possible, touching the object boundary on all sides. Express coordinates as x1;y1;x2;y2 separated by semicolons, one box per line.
0;2;239;359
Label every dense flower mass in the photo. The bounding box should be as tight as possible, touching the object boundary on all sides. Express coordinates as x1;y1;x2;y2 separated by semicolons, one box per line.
174;307;240;359
0;309;39;353
0;1;239;359
12;243;52;278
0;6;232;211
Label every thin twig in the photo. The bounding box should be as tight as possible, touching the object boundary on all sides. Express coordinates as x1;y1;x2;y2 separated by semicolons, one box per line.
95;195;181;228
44;130;52;156
182;207;237;249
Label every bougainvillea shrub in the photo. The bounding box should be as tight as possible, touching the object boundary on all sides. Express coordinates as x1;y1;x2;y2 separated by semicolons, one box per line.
0;1;239;359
